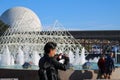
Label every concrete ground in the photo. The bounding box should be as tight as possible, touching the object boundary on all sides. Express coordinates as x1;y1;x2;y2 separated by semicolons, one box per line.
59;68;120;80
0;68;120;80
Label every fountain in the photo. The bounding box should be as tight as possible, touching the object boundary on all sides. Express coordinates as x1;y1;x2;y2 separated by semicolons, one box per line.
73;48;81;65
16;47;25;65
89;58;93;63
32;51;41;66
69;50;75;64
70;47;87;66
0;7;98;70
11;55;15;65
89;57;99;63
0;54;1;64
92;57;99;63
0;46;11;66
23;46;31;62
80;47;86;65
24;52;30;62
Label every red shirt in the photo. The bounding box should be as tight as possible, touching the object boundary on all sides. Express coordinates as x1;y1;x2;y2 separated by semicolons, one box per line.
98;58;106;70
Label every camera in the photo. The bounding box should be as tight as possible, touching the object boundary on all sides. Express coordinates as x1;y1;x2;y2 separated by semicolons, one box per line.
55;53;68;61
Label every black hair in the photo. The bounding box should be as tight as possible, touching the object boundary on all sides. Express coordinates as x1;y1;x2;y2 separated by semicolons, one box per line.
44;42;57;54
100;54;105;58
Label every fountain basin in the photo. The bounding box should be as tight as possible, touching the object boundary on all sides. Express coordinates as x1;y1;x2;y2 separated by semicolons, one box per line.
0;66;120;80
0;63;120;70
0;65;39;70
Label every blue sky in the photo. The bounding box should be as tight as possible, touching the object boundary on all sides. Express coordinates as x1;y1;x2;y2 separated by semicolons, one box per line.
0;0;120;30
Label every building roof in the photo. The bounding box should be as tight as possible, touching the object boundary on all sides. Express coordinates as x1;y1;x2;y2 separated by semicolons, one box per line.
69;30;120;40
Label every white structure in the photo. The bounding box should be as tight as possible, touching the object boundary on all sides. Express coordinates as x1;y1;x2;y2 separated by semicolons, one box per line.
0;7;42;32
0;7;82;55
0;7;85;66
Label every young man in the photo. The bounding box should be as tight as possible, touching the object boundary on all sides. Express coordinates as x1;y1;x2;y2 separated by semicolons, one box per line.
97;55;106;79
38;42;69;80
105;52;115;79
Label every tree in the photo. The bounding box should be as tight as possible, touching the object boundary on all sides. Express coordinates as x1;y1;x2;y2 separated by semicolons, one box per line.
0;20;9;36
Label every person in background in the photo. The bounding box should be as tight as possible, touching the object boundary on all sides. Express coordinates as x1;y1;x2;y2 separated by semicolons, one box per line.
105;52;115;79
38;42;69;80
97;54;106;79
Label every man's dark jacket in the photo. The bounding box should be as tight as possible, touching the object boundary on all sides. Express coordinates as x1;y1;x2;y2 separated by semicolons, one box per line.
38;54;69;80
105;56;115;71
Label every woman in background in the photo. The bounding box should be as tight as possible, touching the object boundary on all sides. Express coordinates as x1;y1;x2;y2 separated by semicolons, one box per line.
97;55;106;79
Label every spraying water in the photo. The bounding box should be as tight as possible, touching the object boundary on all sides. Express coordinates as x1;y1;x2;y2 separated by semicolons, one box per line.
74;48;81;65
70;47;87;66
69;50;74;64
32;51;41;66
89;57;99;63
16;47;24;65
23;46;30;62
11;55;15;65
0;45;11;66
0;54;1;64
80;47;86;65
24;52;30;62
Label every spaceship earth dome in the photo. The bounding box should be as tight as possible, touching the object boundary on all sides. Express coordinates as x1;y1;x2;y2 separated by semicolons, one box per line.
0;7;42;32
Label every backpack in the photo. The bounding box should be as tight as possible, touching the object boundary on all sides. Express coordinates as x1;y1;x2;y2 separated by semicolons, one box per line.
38;68;48;80
38;61;58;80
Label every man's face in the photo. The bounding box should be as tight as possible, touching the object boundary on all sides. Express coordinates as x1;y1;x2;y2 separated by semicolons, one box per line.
49;49;56;57
102;57;105;60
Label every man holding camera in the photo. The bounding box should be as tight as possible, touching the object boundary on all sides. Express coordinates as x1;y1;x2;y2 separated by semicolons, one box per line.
38;42;70;80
